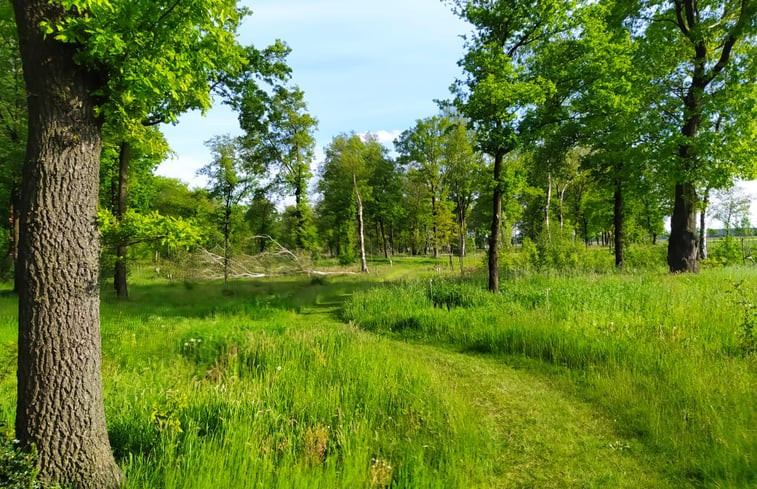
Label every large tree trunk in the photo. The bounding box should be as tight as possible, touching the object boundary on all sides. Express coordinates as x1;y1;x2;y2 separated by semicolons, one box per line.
668;182;699;272
12;1;122;488
113;142;130;300
488;151;503;293
613;178;624;269
353;174;368;273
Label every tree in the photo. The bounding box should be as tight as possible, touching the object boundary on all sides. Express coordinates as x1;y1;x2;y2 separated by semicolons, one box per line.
396;116;454;259
240;86;317;250
318;134;375;272
9;1;245;486
450;0;571;292
624;0;757;272
100;126;169;298
199;135;257;284
711;186;753;236
365;147;404;258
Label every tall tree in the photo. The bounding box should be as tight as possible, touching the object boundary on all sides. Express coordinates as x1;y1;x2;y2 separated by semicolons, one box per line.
199;135;256;284
99;126;169;298
240;86;317;250
450;0;571;292
319;134;375;272
626;0;757;272
9;1;245;486
396;116;454;258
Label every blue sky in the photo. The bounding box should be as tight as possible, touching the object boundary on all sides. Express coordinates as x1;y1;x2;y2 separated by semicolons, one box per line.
158;0;469;185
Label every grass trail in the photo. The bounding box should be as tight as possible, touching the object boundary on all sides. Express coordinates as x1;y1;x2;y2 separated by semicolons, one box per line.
385;341;669;488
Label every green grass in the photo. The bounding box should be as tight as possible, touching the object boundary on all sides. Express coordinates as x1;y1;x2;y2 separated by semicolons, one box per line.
344;267;757;488
0;260;754;488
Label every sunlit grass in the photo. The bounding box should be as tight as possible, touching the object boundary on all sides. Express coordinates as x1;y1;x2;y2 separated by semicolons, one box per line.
344;266;757;488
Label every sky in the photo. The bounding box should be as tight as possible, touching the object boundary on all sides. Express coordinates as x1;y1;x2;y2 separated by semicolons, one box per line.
157;0;469;185
156;0;756;226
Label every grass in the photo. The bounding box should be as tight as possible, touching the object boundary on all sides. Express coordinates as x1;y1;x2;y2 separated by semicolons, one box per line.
344;266;757;488
0;258;754;487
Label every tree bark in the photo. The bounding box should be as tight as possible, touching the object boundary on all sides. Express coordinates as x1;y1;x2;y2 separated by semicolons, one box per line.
431;194;439;259
698;189;708;260
353;174;368;273
544;172;552;238
11;1;122;487
613;178;624;269
668;182;699;272
114;142;130;300
488;151;503;293
10;186;20;293
379;219;388;258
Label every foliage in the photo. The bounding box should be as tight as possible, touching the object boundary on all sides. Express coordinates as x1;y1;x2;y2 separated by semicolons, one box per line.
731;279;757;356
43;0;248;133
0;437;60;489
98;208;204;252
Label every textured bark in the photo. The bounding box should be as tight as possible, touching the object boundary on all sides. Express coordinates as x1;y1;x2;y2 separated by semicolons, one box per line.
488;152;503;293
668;182;700;273
114;142;130;299
11;1;122;487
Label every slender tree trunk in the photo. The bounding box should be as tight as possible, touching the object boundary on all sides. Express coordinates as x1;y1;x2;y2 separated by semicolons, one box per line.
10;186;20;293
389;223;395;256
614;178;624;269
113;142;130;300
488;151;503;293
11;2;122;487
431;195;439;259
699;189;708;260
379;219;388;258
459;208;466;276
353;174;368;273
545;172;552;239
294;179;304;250
558;184;567;231
223;198;231;285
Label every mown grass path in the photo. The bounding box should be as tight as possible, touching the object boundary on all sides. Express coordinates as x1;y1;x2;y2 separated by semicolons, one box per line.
302;290;670;488
388;341;669;488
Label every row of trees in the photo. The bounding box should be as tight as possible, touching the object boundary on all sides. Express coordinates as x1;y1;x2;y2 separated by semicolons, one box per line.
448;0;756;290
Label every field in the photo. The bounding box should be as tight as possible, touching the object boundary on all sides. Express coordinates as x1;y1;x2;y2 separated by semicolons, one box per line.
0;255;755;488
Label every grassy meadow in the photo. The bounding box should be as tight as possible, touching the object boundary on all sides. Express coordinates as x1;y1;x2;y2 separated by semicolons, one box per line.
0;252;755;488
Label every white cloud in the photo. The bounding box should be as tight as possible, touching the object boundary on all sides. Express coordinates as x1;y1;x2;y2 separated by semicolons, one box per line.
155;153;209;189
359;129;401;145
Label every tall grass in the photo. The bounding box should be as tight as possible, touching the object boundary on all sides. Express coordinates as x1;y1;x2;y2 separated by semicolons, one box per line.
0;277;499;488
343;267;757;488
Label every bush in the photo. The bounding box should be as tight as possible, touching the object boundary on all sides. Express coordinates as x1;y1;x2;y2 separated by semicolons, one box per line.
0;437;60;489
710;236;743;266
